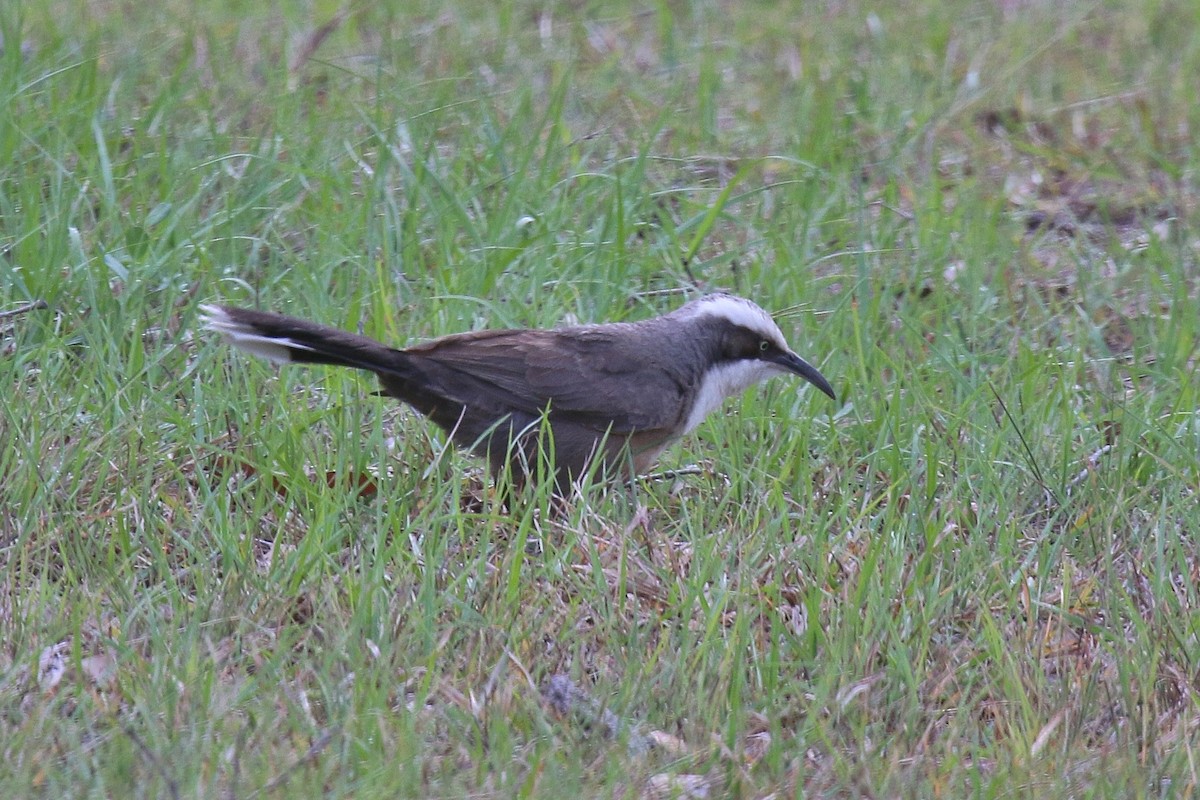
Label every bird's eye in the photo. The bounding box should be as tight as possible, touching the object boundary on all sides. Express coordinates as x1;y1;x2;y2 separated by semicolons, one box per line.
758;339;770;353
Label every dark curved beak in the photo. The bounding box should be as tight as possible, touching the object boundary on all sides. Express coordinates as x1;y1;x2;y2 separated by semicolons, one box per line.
774;350;836;401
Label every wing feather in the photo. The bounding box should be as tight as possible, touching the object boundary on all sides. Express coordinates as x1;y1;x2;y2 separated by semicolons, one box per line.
405;327;688;434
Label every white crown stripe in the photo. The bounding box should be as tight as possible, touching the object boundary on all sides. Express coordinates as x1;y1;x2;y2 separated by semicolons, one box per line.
677;294;789;349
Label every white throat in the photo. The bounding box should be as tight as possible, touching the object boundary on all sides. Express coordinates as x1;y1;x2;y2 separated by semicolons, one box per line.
683;360;780;434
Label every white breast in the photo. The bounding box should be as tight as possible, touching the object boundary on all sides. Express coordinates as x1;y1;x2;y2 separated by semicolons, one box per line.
682;360;779;433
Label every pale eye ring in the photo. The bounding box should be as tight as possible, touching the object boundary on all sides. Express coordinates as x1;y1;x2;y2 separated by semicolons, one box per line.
758;339;770;352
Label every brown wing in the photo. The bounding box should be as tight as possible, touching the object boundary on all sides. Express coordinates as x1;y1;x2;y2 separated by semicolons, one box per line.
404;327;690;434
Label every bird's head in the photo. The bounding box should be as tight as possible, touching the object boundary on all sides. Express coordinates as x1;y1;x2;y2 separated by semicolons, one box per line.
672;294;835;432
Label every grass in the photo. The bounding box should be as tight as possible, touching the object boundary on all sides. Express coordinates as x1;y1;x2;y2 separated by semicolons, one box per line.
2;0;1198;796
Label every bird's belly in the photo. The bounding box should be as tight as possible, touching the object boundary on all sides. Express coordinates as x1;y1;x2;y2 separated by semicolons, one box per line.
631;443;671;474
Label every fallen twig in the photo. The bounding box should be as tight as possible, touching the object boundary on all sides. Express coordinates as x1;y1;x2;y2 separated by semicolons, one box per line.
0;299;48;321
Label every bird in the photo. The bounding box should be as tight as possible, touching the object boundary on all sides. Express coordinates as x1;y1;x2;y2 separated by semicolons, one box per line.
200;294;835;491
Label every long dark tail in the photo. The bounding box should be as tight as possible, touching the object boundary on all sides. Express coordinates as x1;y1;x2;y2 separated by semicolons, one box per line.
200;304;409;377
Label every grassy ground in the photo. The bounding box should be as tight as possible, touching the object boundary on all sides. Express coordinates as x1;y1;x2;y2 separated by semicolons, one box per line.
2;0;1198;796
